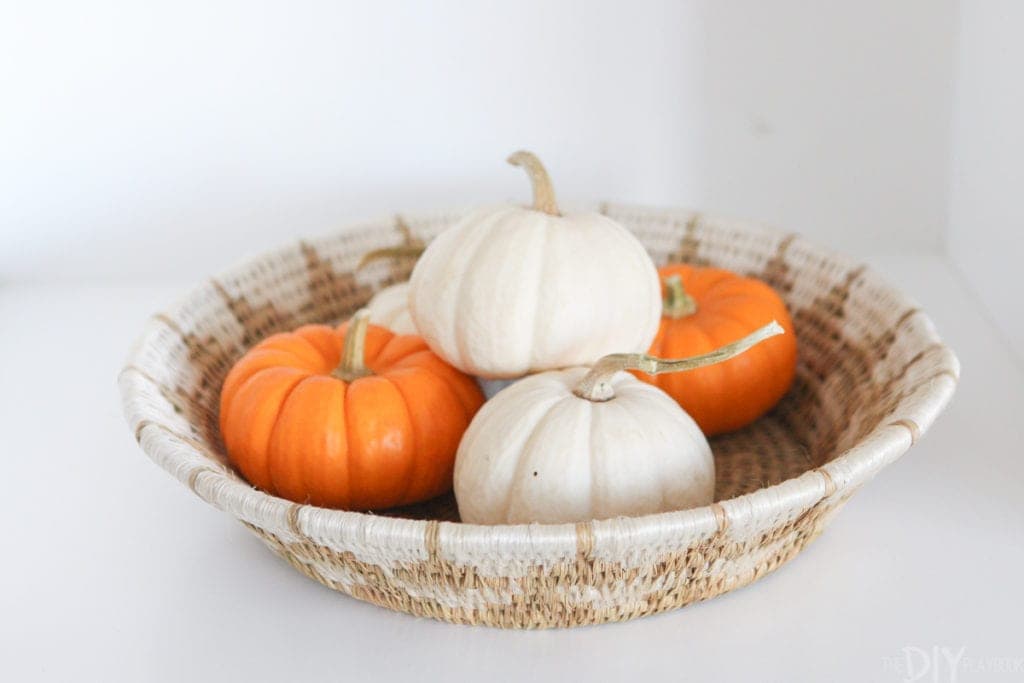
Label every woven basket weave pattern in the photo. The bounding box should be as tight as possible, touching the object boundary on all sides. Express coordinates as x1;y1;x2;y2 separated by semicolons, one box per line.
119;205;958;628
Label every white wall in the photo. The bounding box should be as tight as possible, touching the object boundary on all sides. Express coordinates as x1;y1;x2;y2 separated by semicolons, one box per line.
698;2;955;257
949;1;1024;360
1;1;956;283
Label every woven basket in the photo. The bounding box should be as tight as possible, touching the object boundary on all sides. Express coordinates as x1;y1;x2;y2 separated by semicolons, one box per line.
119;204;958;628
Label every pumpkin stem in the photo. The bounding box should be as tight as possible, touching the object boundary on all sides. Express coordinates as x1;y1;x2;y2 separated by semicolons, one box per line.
334;309;374;382
357;245;425;269
507;150;560;216
357;217;426;270
663;275;698;318
573;321;785;402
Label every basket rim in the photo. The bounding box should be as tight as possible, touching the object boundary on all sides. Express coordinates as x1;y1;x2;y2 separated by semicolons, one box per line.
119;203;960;557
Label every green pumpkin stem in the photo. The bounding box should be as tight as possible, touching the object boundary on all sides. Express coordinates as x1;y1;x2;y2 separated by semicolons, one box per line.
663;274;698;318
573;321;785;402
334;309;374;382
357;245;426;269
507;150;560;216
357;217;426;270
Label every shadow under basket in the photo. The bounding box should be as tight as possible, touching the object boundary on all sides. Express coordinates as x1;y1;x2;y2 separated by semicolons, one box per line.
119;204;959;628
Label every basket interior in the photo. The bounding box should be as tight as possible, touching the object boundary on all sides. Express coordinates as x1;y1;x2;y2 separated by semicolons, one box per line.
135;205;948;523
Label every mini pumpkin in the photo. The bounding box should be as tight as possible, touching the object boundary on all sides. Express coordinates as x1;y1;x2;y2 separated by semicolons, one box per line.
409;151;661;378
638;265;798;435
454;322;783;524
357;236;528;400
365;282;416;335
219;311;485;510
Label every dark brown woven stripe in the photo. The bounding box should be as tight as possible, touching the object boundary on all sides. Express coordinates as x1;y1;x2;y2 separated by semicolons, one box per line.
760;233;799;293
669;213;708;265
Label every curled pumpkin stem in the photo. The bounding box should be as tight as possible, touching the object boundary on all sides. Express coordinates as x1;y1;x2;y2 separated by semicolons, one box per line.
663;274;698;318
357;244;425;269
573;321;785;402
334;309;374;382
357;217;426;270
507;150;560;216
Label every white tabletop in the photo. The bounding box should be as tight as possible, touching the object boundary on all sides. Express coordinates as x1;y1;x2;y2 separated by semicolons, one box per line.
3;250;1022;683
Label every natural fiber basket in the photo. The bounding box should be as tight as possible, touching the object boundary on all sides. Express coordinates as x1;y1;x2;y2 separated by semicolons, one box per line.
119;204;958;628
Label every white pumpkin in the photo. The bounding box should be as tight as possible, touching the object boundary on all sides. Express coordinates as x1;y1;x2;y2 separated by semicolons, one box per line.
361;283;530;398
454;322;783;525
365;282;417;335
362;284;537;398
409;151;662;379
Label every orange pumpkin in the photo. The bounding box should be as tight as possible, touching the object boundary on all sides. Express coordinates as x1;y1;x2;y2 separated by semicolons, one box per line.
635;265;797;436
219;310;485;510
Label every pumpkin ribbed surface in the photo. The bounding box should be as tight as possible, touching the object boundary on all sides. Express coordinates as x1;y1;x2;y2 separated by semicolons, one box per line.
639;264;798;436
219;322;484;510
